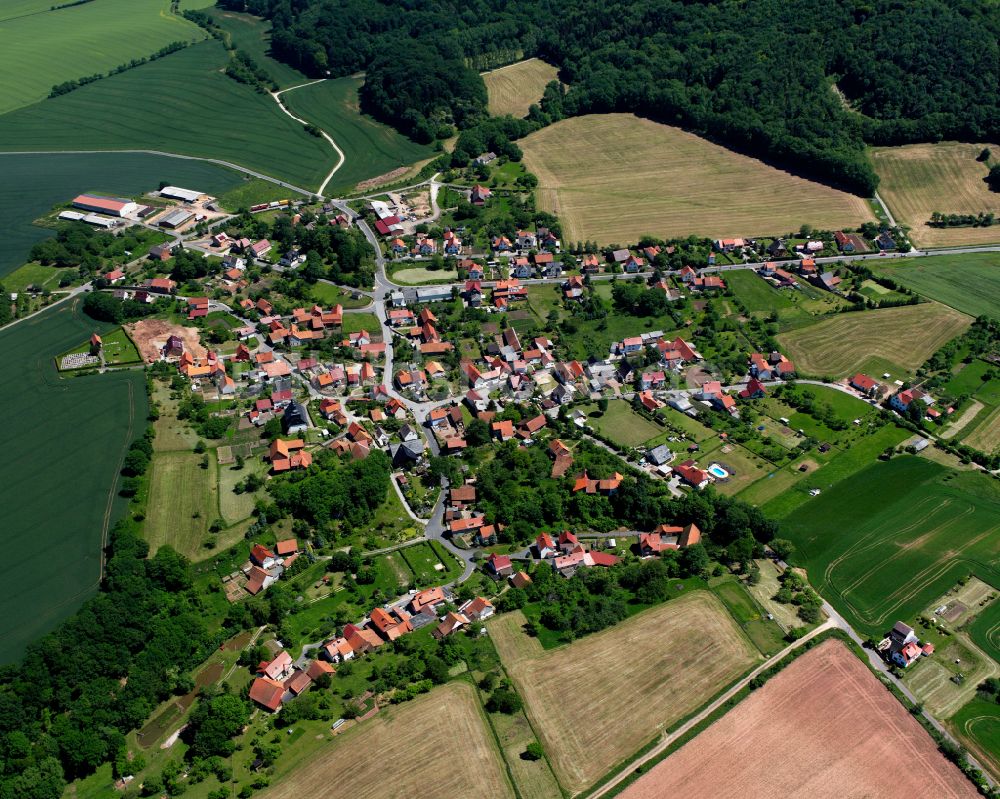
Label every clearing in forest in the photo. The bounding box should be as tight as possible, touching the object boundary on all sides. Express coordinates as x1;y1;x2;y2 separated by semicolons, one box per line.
484;58;560;118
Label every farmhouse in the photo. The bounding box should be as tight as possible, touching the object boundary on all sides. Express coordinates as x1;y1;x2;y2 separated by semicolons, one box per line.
268;438;312;472
890;387;933;413
72;193;137;217
879;621;935;668
850;373;883;397
638;523;701;554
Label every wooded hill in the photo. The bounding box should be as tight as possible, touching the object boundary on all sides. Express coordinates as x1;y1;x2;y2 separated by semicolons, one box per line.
220;0;999;196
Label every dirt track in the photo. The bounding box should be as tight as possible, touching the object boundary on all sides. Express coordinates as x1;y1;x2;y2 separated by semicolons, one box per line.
619;640;979;799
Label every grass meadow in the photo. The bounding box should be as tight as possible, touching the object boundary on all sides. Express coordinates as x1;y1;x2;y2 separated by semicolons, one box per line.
777;302;970;379
871;142;1000;247
279;76;436;193
203;8;307;88
0;41;334;190
0;0;205;115
874;252;1000;319
144;452;220;559
520;114;874;246
779;456;1000;639
0;151;246;279
483;58;560;118
583;399;664;448
0;298;147;661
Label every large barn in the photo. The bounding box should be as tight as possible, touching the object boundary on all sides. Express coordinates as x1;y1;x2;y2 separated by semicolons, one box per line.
72;193;137;217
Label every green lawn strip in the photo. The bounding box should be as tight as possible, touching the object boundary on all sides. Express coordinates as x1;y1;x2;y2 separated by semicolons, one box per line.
654;406;719;443
279;76;436;193
780;455;1000;639
711;579;787;656
341;312;381;335
761;423;910;518
309;282;370;308
0;41;333;190
216;177;306;212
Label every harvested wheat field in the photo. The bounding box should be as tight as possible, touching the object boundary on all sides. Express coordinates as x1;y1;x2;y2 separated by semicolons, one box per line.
126;319;206;363
778;303;970;378
963;405;1000;454
520;114;874;245
260;682;512;799
619;640;978;799
484;58;560;118
871;142;1000;247
489;591;759;794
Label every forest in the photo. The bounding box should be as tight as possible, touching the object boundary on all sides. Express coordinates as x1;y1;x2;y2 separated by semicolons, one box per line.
216;0;999;195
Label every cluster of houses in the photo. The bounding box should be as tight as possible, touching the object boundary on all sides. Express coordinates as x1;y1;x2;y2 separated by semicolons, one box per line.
242;539;301;596
849;373;940;419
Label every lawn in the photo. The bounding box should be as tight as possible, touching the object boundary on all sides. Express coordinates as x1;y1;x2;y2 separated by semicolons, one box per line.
0;0;206;115
0;151;246;279
483;58;560;118
392;266;459;285
871;142;1000;248
488;592;759;794
584;399;665;448
278;76;436;193
778;302;971;378
779;456;1000;639
61;326;142;368
953;699;1000;781
520;114;874;246
216;178;306;212
258;681;514;799
656;406;718;442
217;455;266;525
0;298;147;661
874;252;1000;319
0;41;334;190
144;452;220;559
706;443;773;496
4;261;70;293
399;541;463;584
341;312;381;336
309;282;370;308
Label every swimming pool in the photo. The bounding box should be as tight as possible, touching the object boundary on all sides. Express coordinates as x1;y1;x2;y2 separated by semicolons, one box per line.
708;463;729;479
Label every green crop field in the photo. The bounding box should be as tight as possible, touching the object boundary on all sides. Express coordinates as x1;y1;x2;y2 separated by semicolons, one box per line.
780;456;1000;639
0;298;147;662
951;699;1000;778
279;76;436;193
967;600;1000;665
203;8;307;88
874;253;1000;319
778;302;971;379
0;41;334;190
0;152;247;279
0;0;205;115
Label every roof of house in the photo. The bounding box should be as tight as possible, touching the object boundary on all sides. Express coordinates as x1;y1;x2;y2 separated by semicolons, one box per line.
249;677;284;711
275;538;298;556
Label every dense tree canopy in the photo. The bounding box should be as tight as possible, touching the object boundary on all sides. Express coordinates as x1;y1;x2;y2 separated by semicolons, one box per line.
223;0;998;195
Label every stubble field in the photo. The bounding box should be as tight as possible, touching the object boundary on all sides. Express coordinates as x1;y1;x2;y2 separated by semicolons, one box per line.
489;591;759;794
619;640;979;799
258;681;514;799
777;302;970;378
483;58;560;118
871;142;1000;247
520;114;875;246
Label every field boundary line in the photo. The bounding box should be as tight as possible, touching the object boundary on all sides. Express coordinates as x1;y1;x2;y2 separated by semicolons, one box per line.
272;80;345;196
99;377;136;583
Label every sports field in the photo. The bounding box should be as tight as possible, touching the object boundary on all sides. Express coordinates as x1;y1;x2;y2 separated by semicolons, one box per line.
0;299;147;661
777;303;970;378
259;681;514;799
280;77;436;193
620;640;979;799
0;0;204;115
874;252;1000;319
483;59;560;118
871;142;1000;247
0;41;334;190
144;452;220;559
780;456;1000;639
0;151;245;279
520;114;874;246
489;592;759;793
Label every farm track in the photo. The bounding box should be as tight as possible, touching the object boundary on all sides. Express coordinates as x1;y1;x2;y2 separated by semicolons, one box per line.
271;79;346;196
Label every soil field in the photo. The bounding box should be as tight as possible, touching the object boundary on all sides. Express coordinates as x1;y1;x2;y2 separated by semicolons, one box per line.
779;456;1000;639
874;252;1000;319
0;152;245;279
0;299;147;661
483;58;560;118
279;76;436;194
871;142;1000;248
0;0;205;115
489;591;759;794
144;452;219;559
521;114;874;246
127;319;206;363
619;640;979;799
258;681;513;799
0;41;334;190
778;302;970;378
